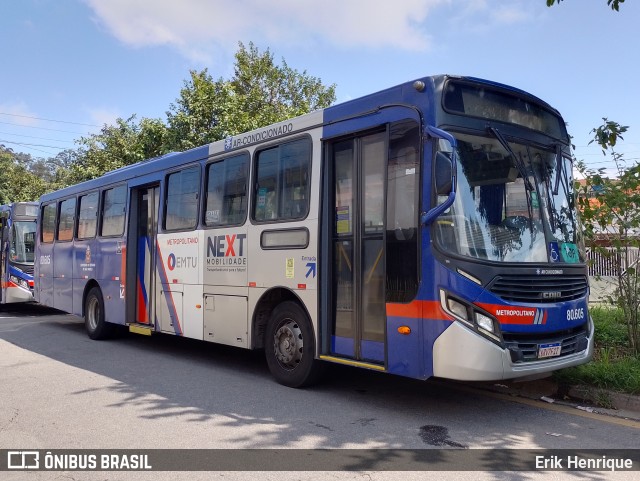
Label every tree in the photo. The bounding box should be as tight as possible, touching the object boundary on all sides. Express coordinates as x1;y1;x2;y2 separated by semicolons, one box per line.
13;43;336;188
546;0;625;11
164;69;234;151
66;116;168;184
165;42;336;151
576;119;639;355
0;146;48;203
230;42;336;128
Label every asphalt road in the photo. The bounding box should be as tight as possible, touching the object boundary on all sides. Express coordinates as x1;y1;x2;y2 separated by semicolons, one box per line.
1;303;638;480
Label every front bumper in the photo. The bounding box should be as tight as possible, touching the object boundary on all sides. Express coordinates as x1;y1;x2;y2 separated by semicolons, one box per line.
432;316;594;381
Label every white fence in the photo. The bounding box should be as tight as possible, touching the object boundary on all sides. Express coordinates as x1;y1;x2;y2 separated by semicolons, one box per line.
587;246;640;277
587;246;640;302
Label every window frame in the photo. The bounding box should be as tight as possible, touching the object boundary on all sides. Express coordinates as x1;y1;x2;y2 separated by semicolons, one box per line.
163;164;201;232
77;191;100;240
40;203;57;244
251;135;312;224
100;184;127;238
204;152;250;229
56;197;77;243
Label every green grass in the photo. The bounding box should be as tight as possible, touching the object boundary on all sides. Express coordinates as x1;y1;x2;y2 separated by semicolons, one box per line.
553;306;640;395
589;305;629;349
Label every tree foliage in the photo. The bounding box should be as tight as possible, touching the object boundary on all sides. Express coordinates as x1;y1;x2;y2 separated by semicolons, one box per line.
165;69;233;151
546;0;625;11
165;42;336;152
230;42;336;128
62;116;169;185
575;119;640;355
48;42;336;186
0;146;49;203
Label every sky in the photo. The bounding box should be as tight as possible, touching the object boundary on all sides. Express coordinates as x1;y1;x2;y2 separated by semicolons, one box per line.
1;0;639;177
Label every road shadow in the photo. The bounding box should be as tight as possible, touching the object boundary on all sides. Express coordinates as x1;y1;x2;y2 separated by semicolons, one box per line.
0;304;633;476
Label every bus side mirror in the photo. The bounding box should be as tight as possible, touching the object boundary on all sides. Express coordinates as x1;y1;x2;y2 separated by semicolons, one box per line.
435;151;452;196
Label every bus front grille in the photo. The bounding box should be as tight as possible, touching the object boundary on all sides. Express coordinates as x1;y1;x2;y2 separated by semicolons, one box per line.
489;275;588;303
503;325;589;363
11;263;34;275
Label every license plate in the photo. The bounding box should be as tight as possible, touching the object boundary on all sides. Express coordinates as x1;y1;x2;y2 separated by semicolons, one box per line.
538;342;562;359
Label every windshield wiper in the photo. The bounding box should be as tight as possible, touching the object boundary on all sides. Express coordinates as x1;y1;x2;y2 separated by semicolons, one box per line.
553;143;562;196
487;127;534;191
527;145;557;233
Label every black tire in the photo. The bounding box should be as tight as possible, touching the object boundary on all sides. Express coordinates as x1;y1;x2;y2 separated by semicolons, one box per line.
264;301;322;388
84;286;114;340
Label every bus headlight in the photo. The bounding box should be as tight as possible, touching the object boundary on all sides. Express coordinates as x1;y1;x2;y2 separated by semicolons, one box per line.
440;289;502;343
475;312;495;333
446;297;468;320
10;275;29;290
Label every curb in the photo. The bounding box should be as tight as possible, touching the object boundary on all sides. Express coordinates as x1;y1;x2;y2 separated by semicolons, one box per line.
470;378;640;422
566;385;640;413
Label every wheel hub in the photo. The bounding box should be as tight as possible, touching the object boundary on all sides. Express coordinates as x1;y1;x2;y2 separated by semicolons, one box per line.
273;320;303;368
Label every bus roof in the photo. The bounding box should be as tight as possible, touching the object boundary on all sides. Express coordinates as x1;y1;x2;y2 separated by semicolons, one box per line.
39;74;564;203
0;202;39;214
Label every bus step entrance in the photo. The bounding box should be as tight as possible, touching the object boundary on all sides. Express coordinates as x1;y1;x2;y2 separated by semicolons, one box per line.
128;323;153;336
319;355;386;372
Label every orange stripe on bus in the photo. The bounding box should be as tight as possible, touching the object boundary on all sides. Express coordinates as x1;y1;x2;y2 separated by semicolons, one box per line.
386;300;452;321
120;246;126;287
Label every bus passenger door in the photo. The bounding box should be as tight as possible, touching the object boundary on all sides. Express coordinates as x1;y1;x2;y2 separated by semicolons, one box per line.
328;132;387;364
127;185;160;326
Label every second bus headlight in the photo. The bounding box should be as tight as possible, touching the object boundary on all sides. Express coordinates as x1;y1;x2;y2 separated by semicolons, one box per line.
440;289;502;343
10;275;29;290
474;312;495;333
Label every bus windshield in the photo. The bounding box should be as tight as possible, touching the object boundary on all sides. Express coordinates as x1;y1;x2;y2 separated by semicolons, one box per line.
434;131;585;263
11;221;36;264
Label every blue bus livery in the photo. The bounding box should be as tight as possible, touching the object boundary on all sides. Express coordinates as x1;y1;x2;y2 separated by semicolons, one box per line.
1;202;37;304
35;75;593;387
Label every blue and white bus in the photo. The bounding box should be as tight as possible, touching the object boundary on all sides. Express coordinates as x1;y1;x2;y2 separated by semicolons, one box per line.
35;75;593;386
1;202;37;304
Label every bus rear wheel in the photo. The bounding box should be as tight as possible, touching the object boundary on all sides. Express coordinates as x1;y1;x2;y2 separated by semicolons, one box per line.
265;301;321;388
85;287;114;340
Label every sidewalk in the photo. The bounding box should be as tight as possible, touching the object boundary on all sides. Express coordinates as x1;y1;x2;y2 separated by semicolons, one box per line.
471;378;640;422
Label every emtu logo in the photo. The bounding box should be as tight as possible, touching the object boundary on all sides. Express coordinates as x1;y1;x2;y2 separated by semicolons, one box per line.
167;253;197;270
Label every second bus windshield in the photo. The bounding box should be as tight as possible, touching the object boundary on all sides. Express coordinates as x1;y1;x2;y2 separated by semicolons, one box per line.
11;221;36;264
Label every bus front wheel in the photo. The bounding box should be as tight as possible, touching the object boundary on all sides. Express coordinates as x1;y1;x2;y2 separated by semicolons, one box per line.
85;287;114;340
265;301;321;388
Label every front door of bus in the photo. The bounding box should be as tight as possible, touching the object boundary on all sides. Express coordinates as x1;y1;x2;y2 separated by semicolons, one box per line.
329;132;387;364
133;186;159;325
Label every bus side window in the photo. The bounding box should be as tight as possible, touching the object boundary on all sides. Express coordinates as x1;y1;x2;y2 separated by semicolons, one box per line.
253;138;310;222
101;185;127;237
281;140;310;219
41;203;56;243
57;198;76;242
205;154;248;227
78;192;99;239
165;166;200;231
386;120;420;302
